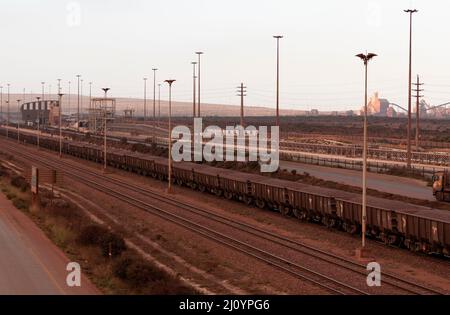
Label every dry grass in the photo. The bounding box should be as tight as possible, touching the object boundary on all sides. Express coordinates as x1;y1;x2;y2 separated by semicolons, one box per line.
0;167;198;295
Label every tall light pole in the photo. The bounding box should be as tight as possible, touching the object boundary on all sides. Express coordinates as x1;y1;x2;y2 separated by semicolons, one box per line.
16;99;21;143
405;9;417;169
152;68;158;140
191;61;197;117
76;75;81;131
36;96;41;149
102;88;110;171
58;93;64;158
356;52;377;252
273;35;283;127
22;88;25;105
195;52;203;117
143;77;148;121
57;79;62;94
165;79;176;194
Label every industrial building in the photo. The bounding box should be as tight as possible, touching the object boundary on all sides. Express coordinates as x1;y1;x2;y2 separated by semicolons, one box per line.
360;92;390;116
20;100;60;126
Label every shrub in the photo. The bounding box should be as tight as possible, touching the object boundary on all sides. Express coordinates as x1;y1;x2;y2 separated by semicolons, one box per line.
47;202;83;223
12;198;29;211
77;225;110;246
112;254;135;279
125;260;163;286
10;176;28;192
99;232;127;258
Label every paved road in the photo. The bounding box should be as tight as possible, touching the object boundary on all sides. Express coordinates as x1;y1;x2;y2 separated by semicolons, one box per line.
0;193;99;295
280;161;435;201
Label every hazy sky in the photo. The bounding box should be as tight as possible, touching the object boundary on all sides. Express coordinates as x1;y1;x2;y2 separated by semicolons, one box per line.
1;0;449;112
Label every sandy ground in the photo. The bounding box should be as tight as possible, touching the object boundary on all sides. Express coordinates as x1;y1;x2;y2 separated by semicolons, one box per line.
0;193;99;295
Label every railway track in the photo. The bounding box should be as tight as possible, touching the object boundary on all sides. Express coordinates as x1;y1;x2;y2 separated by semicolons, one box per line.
2;140;447;295
4;143;366;295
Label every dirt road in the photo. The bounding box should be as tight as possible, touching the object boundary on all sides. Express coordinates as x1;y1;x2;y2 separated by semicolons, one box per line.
280;161;435;201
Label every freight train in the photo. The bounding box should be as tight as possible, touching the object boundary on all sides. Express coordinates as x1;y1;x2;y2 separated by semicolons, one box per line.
2;128;449;257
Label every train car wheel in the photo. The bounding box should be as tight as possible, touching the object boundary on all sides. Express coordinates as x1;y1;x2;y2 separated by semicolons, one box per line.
224;191;233;200
256;199;265;209
280;206;291;216
199;185;206;193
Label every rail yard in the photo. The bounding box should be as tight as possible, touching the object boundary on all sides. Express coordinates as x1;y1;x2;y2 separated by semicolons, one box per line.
0;122;450;297
3;2;450;312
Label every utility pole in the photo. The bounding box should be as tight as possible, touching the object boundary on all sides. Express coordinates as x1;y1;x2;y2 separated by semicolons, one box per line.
195;52;204;117
152;68;158;141
405;9;417;169
273;35;283;127
412;75;424;149
236;83;247;127
76;75;81;132
191;62;197;117
152;69;157;120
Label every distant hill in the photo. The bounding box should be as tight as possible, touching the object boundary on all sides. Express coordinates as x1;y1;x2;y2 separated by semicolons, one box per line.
7;94;307;117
